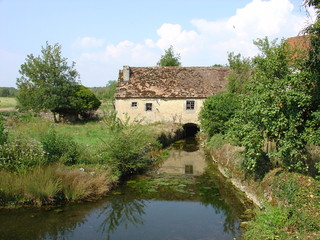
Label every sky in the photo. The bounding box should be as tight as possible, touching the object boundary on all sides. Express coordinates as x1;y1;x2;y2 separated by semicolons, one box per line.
0;0;316;88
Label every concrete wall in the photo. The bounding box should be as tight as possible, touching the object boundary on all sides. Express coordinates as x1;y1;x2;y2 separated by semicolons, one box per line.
115;98;205;124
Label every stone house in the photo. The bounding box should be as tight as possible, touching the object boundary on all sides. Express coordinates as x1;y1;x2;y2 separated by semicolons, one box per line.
115;66;229;124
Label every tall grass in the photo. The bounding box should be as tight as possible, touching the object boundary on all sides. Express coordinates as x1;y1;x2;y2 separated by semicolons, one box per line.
55;166;116;201
0;165;117;207
244;170;320;239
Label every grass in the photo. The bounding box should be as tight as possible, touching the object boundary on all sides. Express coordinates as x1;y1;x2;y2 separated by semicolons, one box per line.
244;170;320;240
0;165;117;207
207;137;320;239
0;113;172;208
7;114;114;147
0;97;17;109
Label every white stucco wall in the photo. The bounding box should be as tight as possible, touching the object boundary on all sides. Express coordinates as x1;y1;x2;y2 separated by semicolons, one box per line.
115;98;205;124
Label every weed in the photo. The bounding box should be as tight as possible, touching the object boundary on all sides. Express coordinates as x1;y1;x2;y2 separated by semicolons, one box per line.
244;206;296;240
0;165;118;207
100;112;160;175
0;136;45;172
208;133;229;149
41;128;81;165
55;165;115;201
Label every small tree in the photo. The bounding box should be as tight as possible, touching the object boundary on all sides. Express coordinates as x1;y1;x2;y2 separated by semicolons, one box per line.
16;42;80;121
16;42;101;122
157;46;181;67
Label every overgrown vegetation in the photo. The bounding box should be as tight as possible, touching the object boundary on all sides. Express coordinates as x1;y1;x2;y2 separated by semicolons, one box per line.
244;170;320;239
0;110;164;207
199;1;320;238
100;112;161;175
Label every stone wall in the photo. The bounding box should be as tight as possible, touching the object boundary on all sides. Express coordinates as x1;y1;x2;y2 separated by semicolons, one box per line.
115;98;205;124
209;143;263;208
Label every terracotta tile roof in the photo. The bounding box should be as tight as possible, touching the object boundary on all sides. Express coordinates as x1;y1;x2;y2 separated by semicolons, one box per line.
115;66;229;99
286;35;311;59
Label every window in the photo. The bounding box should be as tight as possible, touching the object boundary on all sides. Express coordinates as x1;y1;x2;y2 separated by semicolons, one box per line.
185;165;194;175
131;102;137;108
186;100;195;110
145;103;152;111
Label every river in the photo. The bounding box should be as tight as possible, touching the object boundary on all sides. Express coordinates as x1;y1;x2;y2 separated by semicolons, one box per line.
0;137;251;240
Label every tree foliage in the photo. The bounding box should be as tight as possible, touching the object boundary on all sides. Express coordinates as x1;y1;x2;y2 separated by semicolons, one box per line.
199;92;240;137
71;85;101;119
103;80;117;100
0;88;17;97
157;46;181;67
227;52;253;94
229;37;317;176
101;112;159;175
16;42;101;121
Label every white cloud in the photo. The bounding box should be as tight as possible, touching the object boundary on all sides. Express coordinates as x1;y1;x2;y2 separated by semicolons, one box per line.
75;0;313;87
74;37;105;49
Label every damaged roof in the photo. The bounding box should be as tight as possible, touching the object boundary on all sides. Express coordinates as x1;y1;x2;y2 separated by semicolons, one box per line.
286;35;311;60
115;66;229;99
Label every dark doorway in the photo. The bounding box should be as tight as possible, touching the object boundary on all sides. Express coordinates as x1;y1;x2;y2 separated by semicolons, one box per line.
183;123;200;137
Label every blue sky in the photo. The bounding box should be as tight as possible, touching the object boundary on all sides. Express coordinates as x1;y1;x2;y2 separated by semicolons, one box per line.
0;0;315;87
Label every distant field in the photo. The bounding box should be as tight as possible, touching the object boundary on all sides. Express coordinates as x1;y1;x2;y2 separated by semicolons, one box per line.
0;97;17;109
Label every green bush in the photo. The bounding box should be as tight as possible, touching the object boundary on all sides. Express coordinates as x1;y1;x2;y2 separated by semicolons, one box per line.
101;113;160;175
244;206;296;240
70;85;101;120
199;92;240;137
0;136;45;172
41;128;81;165
208;134;229;149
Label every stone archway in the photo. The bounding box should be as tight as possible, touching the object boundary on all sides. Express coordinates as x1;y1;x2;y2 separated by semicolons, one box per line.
183;123;200;137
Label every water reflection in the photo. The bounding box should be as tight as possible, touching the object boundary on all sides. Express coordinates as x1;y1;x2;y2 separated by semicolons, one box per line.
98;196;146;240
157;137;206;176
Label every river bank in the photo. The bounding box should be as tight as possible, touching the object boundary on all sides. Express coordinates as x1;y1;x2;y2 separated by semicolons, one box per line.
208;142;320;239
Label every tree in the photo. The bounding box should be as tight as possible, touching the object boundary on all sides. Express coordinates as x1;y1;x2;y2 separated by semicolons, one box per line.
103;80;117;101
16;42;96;121
229;37;316;176
227;52;253;94
199;92;240;137
157;46;181;67
70;85;101;119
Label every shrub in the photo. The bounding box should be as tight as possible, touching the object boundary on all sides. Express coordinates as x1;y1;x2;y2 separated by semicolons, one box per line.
199;92;240;137
41;128;81;165
0;136;45;172
101;113;160;175
244;206;296;240
208;134;229;149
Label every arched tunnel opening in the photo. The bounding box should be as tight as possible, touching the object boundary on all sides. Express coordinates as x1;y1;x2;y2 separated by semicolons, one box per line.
183;123;200;138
